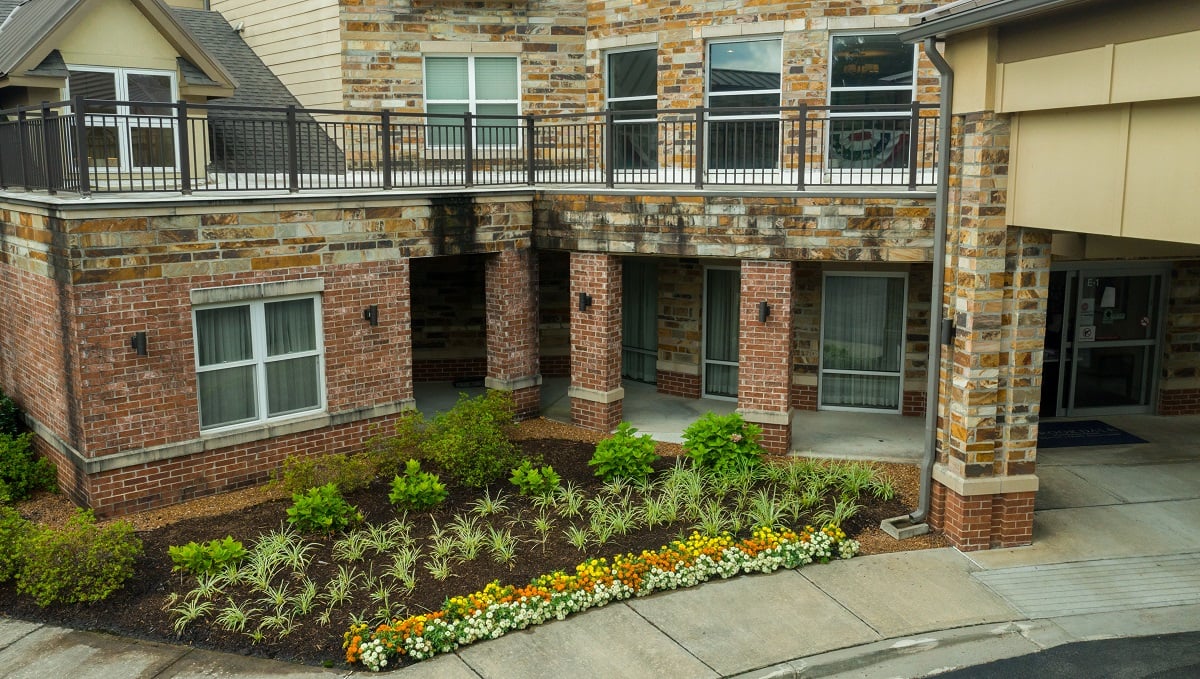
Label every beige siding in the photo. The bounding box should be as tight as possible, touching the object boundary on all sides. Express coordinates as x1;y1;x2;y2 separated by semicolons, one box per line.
1124;101;1200;244
58;0;181;72
209;0;342;111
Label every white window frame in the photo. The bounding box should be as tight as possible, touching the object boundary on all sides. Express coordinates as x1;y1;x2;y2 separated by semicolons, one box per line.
193;294;326;433
704;36;783;172
818;271;907;414
826;32;917;118
65;65;179;171
422;55;521;149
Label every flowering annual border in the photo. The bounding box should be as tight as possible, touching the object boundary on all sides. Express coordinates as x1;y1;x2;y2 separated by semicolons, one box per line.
343;525;859;671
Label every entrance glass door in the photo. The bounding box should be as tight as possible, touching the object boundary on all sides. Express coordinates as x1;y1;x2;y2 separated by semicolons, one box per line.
703;268;740;398
622;259;658;383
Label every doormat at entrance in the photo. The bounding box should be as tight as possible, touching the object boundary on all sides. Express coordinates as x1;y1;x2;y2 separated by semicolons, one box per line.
1037;420;1148;449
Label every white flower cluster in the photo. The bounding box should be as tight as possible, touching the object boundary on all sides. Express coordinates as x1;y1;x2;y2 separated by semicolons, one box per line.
358;638;389;671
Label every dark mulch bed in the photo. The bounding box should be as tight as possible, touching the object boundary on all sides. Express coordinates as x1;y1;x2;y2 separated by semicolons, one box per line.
0;438;915;669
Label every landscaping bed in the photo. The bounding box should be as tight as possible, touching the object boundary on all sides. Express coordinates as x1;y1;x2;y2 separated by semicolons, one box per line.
0;415;945;670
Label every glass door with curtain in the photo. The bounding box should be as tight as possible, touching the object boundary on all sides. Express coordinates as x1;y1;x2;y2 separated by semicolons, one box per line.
820;272;906;411
704;267;740;399
622;258;658;383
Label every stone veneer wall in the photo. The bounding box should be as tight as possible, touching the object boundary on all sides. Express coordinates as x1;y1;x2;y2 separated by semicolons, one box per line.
410;254;486;381
657;257;703;398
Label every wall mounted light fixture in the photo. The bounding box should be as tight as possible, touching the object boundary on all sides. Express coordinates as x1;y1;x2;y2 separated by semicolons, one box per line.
363;305;379;326
757;301;771;323
130;331;148;356
578;292;593;312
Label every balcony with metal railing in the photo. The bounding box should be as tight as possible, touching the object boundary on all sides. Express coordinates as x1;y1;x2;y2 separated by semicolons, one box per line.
0;97;939;198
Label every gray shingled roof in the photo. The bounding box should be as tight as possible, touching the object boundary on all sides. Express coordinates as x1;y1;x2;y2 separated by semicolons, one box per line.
0;0;76;76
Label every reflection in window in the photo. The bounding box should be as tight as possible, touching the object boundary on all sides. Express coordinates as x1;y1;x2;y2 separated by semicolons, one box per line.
607;49;657;170
828;34;915;170
706;39;781;170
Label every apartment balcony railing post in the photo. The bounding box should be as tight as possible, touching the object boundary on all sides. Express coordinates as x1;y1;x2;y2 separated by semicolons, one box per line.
463;111;474;187
286;104;299;193
380;110;393;190
907;101;921;190
175;100;191;195
796;103;807;191
16;108;29;190
693;105;705;189
524;115;536;186
72;96;91;197
604;109;615;188
40;101;61;195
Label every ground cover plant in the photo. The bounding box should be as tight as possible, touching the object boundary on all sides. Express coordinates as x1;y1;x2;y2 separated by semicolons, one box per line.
0;393;938;670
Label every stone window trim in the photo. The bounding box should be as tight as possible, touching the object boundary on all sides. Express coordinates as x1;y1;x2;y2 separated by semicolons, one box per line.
192;285;327;433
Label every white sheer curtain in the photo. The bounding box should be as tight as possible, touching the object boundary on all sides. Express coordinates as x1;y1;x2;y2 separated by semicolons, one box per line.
821;275;904;409
196;306;256;427
705;269;740;397
265;299;320;416
622;259;658;383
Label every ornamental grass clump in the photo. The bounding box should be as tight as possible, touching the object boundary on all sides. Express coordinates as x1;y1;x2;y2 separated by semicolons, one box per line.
681;412;765;474
343;524;859;670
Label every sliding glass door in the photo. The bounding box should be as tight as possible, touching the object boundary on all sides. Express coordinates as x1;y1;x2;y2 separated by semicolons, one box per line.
704;267;740;399
820;273;906;411
622;258;658;383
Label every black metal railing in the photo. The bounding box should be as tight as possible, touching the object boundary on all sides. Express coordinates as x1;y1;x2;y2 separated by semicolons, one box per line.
0;96;939;196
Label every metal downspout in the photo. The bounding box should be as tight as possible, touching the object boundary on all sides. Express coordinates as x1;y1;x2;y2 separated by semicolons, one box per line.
883;37;953;535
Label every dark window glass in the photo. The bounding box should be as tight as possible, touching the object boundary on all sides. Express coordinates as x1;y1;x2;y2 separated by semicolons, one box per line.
830;34;913;89
608;50;657;100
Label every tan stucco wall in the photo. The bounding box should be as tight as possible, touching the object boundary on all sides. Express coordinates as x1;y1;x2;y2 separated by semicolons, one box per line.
57;0;181;72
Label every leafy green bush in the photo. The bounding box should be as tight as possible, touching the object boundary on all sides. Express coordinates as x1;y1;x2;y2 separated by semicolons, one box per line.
16;509;141;607
168;536;247;576
509;460;561;496
388;459;448;510
0;506;32;581
368;410;427;479
681;412;765;474
286;483;362;534
0;391;22;436
0;432;56;504
274;452;375;495
421;391;522;488
589;422;658;482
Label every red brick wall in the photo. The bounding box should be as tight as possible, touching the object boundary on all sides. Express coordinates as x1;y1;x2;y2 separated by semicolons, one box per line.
930;481;1035;551
486;249;541;419
569;253;622;431
657;370;700;399
1161;389;1200;415
412;357;488;382
791;384;817;411
738;261;794;454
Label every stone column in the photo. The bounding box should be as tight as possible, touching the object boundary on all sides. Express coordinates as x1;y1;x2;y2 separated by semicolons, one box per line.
737;260;794;455
931;112;1042;551
485;248;541;420
569;252;623;431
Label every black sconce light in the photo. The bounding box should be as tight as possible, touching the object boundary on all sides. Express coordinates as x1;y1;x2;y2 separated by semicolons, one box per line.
757;301;771;323
130;331;148;356
578;292;593;312
363;305;379;326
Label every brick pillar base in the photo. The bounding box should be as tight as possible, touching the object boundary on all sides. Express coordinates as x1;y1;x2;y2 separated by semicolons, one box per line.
570;397;622;432
508;385;541;421
756;421;791;456
929;478;1035;551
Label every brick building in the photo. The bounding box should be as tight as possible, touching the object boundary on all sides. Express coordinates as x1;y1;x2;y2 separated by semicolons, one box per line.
1;0;1197;551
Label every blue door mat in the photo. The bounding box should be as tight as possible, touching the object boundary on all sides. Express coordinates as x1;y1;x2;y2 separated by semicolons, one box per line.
1037;420;1148;449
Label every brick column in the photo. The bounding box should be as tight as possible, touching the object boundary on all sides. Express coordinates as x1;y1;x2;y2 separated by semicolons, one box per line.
569;252;623;431
737;260;794;455
931;112;1041;551
485;248;541;420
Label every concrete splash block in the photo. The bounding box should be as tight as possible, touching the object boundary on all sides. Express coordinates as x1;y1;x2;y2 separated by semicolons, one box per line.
880;515;931;540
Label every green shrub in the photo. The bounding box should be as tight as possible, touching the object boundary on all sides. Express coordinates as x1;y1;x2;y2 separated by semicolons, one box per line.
368;410;427;479
509;460;561;496
168;536;247;576
16;509;141;607
388;459;448;510
0;391;22;436
681;412;765;474
274;452;375;495
421;391;521;488
589;422;658;482
286;483;362;534
0;432;56;504
0;506;32;582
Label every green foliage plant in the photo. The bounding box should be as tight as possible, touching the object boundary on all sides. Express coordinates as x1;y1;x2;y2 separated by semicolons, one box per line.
508;461;561;496
0;390;23;436
274;452;375;495
681;412;765;474
421;391;522;488
0;506;32;581
16;509;142;607
589;422;659;482
168;537;247;576
368;410;427;479
286;483;362;534
0;432;57;504
388;459;448;511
